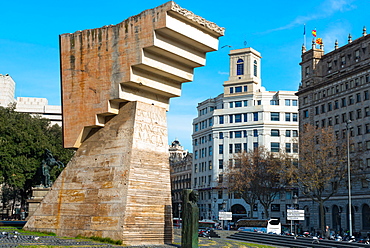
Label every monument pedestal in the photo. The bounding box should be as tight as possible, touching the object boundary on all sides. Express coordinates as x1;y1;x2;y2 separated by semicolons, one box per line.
25;102;173;245
26;187;51;220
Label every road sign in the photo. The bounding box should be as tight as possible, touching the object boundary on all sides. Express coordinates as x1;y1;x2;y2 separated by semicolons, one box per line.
218;211;232;220
287;209;304;220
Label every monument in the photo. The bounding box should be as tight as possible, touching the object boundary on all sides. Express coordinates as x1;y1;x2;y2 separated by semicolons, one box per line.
24;1;224;246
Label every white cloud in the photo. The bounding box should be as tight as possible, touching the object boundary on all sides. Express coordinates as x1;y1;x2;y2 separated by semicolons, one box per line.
266;0;356;32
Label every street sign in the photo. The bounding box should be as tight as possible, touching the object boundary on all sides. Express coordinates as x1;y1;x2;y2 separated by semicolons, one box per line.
287;209;304;220
218;211;232;220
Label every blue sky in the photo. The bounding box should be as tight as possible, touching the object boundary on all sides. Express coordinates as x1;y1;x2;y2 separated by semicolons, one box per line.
1;0;369;151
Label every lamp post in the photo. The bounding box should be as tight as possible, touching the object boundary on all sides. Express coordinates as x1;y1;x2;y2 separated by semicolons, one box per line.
346;120;352;236
293;193;298;236
178;203;181;219
222;200;227;229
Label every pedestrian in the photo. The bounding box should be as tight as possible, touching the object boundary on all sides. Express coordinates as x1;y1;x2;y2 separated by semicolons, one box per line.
325;226;330;240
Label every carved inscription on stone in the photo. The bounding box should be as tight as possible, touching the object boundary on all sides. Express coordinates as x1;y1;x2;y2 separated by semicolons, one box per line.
134;107;167;149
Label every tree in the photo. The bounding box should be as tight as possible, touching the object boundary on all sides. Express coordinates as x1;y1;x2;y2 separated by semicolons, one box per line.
226;147;289;219
292;124;353;235
0;106;74;215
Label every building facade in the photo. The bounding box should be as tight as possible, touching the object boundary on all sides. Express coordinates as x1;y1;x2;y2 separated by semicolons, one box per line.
0;74;62;126
169;139;192;219
192;48;299;225
297;29;370;234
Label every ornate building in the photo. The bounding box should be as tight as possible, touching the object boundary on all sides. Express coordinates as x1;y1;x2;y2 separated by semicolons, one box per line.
297;28;370;234
192;48;299;224
169;139;192;218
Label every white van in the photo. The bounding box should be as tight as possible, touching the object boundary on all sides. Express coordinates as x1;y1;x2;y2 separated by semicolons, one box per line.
267;219;281;234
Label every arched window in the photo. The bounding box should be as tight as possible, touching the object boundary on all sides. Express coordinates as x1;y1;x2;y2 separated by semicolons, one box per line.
237;59;244;75
362;204;370;230
254;60;258;77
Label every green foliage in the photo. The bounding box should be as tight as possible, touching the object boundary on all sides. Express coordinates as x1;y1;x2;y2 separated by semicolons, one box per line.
0;106;74;210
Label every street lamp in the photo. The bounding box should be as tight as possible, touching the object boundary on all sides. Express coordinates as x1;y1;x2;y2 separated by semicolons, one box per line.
346;120;352;236
293;193;298;235
221;200;227;229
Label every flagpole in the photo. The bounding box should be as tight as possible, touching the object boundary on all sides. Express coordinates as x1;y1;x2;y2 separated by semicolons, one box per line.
304;24;306;48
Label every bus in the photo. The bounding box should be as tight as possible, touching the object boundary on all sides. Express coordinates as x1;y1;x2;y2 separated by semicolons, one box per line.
236;219;281;234
173;218;218;229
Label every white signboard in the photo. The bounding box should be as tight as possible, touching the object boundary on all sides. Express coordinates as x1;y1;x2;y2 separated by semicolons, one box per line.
287;209;305;220
218;211;232;220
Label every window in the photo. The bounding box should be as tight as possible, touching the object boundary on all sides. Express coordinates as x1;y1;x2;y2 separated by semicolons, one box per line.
253;129;258;137
235;114;242;123
315;107;319;115
293;143;298;153
341;98;347;107
357;93;361;102
209;146;213;156
365;90;369;100
195;124;199;132
334;100;339;109
270;100;279;105
235;131;242;138
243;100;248;106
237;59;244;75
271;142;280;152
243;130;247;137
349;95;354;105
328;102;332;111
357;109;362;119
229;115;233;123
229;102;233;108
292;130;298;137
219;159;224;170
235;101;242;107
253;112;258;121
219;145;223;154
285;99;290;106
286;130;291;137
229;144;233;153
293;113;298;122
271;112;280;121
253;60;257;77
304;110;309;118
366;124;370;133
292;100;298;106
229;87;234;94
235;86;242;93
286;143;291;153
358;126;362;135
219;115;224;124
244;86;248;92
229;131;233;138
285;113;291;121
271;129;280;137
257;100;261;105
235;143;241;153
194;139;198;146
194;150;198;159
366;107;370;117
321;104;326;113
335;115;339;124
209;117;213;126
219;132;223;139
243;113;248;122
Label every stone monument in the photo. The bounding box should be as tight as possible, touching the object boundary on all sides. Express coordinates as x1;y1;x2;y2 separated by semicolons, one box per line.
24;1;223;246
